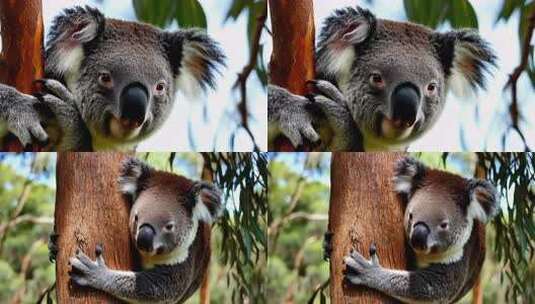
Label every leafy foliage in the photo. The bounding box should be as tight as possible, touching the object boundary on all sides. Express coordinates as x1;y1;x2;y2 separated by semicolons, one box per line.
403;0;478;28
202;152;268;303
133;0;207;29
476;153;535;302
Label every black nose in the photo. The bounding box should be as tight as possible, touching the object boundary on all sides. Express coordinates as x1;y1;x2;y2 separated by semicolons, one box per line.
136;224;155;252
410;222;429;250
120;83;149;126
391;83;420;128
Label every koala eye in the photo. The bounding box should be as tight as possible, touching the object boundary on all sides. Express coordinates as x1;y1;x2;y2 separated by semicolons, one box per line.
98;72;113;87
154;82;166;95
408;212;413;221
134;214;138;222
426;82;438;94
164;223;175;231
440;222;449;230
369;73;384;88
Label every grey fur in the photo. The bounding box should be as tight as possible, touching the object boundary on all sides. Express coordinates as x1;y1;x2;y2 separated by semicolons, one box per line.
268;6;496;151
0;6;225;151
69;158;223;303
343;157;500;303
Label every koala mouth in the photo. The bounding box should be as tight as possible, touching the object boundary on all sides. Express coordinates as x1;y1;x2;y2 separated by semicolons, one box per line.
106;113;144;140
376;113;419;140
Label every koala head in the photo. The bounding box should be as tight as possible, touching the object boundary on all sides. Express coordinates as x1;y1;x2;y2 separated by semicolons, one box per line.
393;157;499;264
45;6;225;149
118;158;223;267
316;7;496;148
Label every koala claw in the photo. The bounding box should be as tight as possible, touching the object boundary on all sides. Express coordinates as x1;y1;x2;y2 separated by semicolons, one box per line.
35;79;76;104
307;79;347;105
48;233;59;263
323;231;333;261
343;246;381;286
69;246;108;288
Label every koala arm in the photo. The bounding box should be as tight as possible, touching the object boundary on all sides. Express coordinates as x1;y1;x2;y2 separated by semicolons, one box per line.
0;83;49;147
37;79;92;151
268;83;362;151
344;245;459;303
70;245;186;304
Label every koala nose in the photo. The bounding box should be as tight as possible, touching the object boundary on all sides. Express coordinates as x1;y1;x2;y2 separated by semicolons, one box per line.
136;224;155;252
410;222;429;251
120;83;149;128
391;83;420;128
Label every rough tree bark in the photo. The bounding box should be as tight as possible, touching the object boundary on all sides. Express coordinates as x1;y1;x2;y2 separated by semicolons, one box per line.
329;153;406;303
199;155;214;304
55;153;135;303
0;0;44;151
268;0;316;151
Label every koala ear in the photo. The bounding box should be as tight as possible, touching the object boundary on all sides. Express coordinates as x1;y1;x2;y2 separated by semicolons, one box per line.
316;6;376;83
118;158;153;202
468;179;499;223
162;29;226;97
45;6;105;79
392;157;426;195
189;181;223;224
432;29;496;98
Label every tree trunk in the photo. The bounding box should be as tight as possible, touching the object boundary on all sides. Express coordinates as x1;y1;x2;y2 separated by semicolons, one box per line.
0;0;44;151
268;0;316;151
471;157;485;304
199;154;214;304
55;153;135;303
329;152;407;303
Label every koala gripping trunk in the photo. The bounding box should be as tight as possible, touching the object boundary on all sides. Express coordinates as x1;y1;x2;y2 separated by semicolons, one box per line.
268;0;316;151
0;0;45;151
329;153;407;303
55;153;135;303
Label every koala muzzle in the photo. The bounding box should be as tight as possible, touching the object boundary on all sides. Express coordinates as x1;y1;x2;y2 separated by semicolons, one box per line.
410;222;429;251
391;83;420;128
136;224;155;252
120;83;149;129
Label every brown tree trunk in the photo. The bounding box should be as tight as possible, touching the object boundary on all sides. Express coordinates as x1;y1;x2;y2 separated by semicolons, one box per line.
329;152;407;303
0;0;44;151
199;154;214;304
55;153;135;303
268;0;316;151
471;157;485;304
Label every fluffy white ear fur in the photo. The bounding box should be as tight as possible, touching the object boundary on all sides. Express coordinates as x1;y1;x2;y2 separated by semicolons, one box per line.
467;197;489;223
175;42;206;98
447;44;479;98
193;196;216;224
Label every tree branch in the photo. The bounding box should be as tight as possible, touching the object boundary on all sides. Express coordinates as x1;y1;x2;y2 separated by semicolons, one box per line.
504;8;535;151
233;4;267;151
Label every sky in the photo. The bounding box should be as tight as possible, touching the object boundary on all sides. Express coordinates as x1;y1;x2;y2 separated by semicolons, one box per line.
265;0;535;151
38;0;267;152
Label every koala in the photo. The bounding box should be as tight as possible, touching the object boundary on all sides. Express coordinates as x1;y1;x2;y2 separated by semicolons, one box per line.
0;6;225;151
342;157;499;303
268;6;496;151
68;158;223;303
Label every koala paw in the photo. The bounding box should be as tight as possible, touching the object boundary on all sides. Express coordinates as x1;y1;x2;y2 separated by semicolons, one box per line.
0;86;49;146
69;244;108;288
343;243;381;286
307;80;347;105
269;85;321;147
48;233;59;263
35;79;76;104
323;231;333;261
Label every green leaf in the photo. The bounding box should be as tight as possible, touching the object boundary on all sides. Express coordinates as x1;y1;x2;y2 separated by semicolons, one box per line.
133;0;176;28
448;0;478;28
175;0;207;29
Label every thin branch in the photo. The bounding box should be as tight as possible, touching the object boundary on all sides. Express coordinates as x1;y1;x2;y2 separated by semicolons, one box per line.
504;8;535;151
35;282;56;304
232;5;267;152
9;238;45;304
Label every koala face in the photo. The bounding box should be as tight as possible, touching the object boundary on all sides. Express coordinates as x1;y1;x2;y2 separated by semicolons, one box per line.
118;158;222;267
45;6;225;149
393;157;499;263
316;7;496;148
